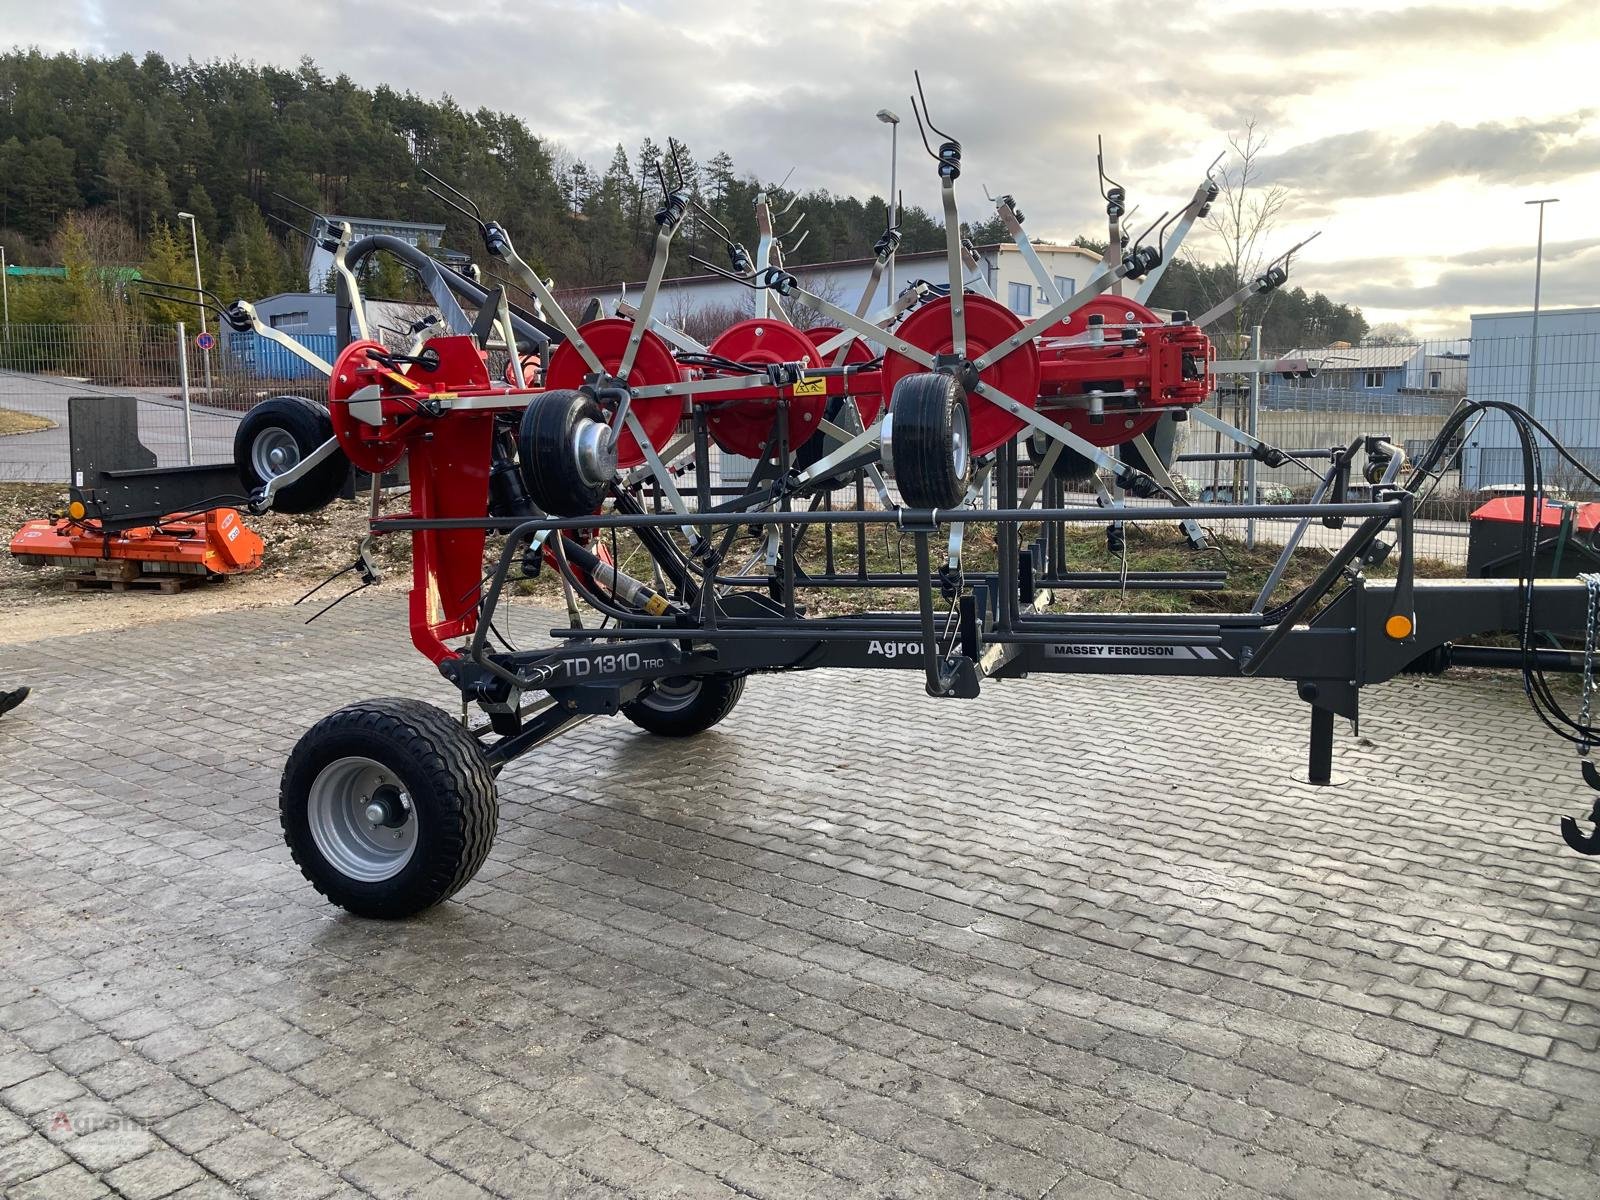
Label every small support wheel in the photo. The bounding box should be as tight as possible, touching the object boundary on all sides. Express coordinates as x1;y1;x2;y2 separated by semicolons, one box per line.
234;396;350;513
622;675;745;737
1119;413;1181;475
280;698;498;918
518;389;616;516
882;372;971;509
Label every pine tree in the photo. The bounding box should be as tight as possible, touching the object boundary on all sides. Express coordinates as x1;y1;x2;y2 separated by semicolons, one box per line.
139;221;196;324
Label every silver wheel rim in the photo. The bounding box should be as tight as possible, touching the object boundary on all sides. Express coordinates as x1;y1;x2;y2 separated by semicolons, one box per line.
307;756;417;882
951;401;970;480
644;677;702;714
252;427;301;480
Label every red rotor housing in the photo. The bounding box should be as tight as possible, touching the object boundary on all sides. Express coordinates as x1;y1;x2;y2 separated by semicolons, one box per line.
1035;295;1213;449
807;326;884;425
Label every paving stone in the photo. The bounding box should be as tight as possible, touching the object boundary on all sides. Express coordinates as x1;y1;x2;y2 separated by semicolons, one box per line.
4;597;1600;1199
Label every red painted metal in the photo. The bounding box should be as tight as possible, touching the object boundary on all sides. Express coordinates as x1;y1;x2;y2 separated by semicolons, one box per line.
880;295;1042;456
1035;295;1213;449
402;408;497;665
806;327;884;425
702;320;828;459
544;319;683;468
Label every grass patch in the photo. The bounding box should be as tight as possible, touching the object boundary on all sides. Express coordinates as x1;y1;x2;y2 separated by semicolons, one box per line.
0;408;54;436
509;517;1459;619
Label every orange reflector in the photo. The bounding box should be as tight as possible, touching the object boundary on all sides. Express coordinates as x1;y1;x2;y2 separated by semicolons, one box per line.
1385;614;1414;640
67;500;86;520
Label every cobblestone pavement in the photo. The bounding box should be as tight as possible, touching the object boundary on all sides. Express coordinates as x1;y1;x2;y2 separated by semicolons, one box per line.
3;595;1599;1200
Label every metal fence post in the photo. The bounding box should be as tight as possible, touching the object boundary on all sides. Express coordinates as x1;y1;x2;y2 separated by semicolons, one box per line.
177;322;194;465
1247;324;1261;549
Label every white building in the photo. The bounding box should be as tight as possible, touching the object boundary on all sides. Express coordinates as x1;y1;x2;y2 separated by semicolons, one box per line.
1463;306;1600;489
555;242;1106;330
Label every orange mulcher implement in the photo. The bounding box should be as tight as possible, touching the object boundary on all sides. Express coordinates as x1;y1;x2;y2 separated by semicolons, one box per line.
9;507;264;577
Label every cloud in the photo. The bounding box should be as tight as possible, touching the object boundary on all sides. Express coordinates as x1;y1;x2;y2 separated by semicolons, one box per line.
1258;113;1600;198
7;0;1599;334
1294;239;1600;321
1206;0;1595;52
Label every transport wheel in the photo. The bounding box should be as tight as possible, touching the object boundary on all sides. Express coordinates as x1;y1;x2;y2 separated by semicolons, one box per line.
882;372;971;509
280;698;497;919
622;675;745;737
234;396;350;513
518;389;615;517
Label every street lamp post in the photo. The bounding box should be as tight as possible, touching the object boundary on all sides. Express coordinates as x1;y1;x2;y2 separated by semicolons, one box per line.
1524;197;1558;419
876;109;900;307
177;211;213;397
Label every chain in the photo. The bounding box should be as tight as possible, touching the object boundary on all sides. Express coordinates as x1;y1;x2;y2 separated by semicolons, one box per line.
1579;571;1600;754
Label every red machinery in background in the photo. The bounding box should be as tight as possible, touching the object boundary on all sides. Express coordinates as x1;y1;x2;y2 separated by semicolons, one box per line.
8;395;265;588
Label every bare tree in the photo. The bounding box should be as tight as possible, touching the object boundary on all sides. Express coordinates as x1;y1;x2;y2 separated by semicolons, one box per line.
1363;321;1417;347
1200;119;1288;356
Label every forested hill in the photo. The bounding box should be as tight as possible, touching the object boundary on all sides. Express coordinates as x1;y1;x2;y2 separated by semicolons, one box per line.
0;49;1366;345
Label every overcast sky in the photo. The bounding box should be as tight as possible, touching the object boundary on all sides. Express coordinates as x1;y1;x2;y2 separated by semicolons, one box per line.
4;0;1597;335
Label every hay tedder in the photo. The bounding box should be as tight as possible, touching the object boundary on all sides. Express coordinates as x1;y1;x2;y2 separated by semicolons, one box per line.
147;80;1600;917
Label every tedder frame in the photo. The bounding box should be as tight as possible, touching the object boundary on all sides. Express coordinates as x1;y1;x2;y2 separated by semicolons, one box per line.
118;79;1600;918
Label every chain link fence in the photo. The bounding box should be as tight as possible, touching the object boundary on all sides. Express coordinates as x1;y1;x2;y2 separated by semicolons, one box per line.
0;322;327;482
1177;331;1600;568
4;322;1598;575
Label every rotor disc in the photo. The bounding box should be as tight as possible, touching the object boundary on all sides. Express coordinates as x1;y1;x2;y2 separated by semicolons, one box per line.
807;326;883;425
703;319;827;459
881;294;1041;457
1038;294;1164;450
327;338;408;473
545;319;684;469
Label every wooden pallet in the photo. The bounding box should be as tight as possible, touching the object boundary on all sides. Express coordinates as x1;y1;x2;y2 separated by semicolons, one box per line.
63;569;215;595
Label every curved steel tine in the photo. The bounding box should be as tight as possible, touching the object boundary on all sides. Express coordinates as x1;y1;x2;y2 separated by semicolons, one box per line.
1205;150;1225;184
1156;208;1183;247
690;197;736;244
420;168;483;222
1271;230;1323;273
912;69;957;143
787;229;810;255
266;212;314;242
685;255;763;290
667;138;689;191
424;184;488;236
910;93;940;161
271;191;324;222
136;278;228;309
1130;209;1168;251
1097;135;1125;199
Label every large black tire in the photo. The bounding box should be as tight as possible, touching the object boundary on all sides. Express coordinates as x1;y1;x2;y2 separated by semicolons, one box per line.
622;675;745;737
280;698;497;919
234;396;350;514
884;372;970;509
518;388;614;516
